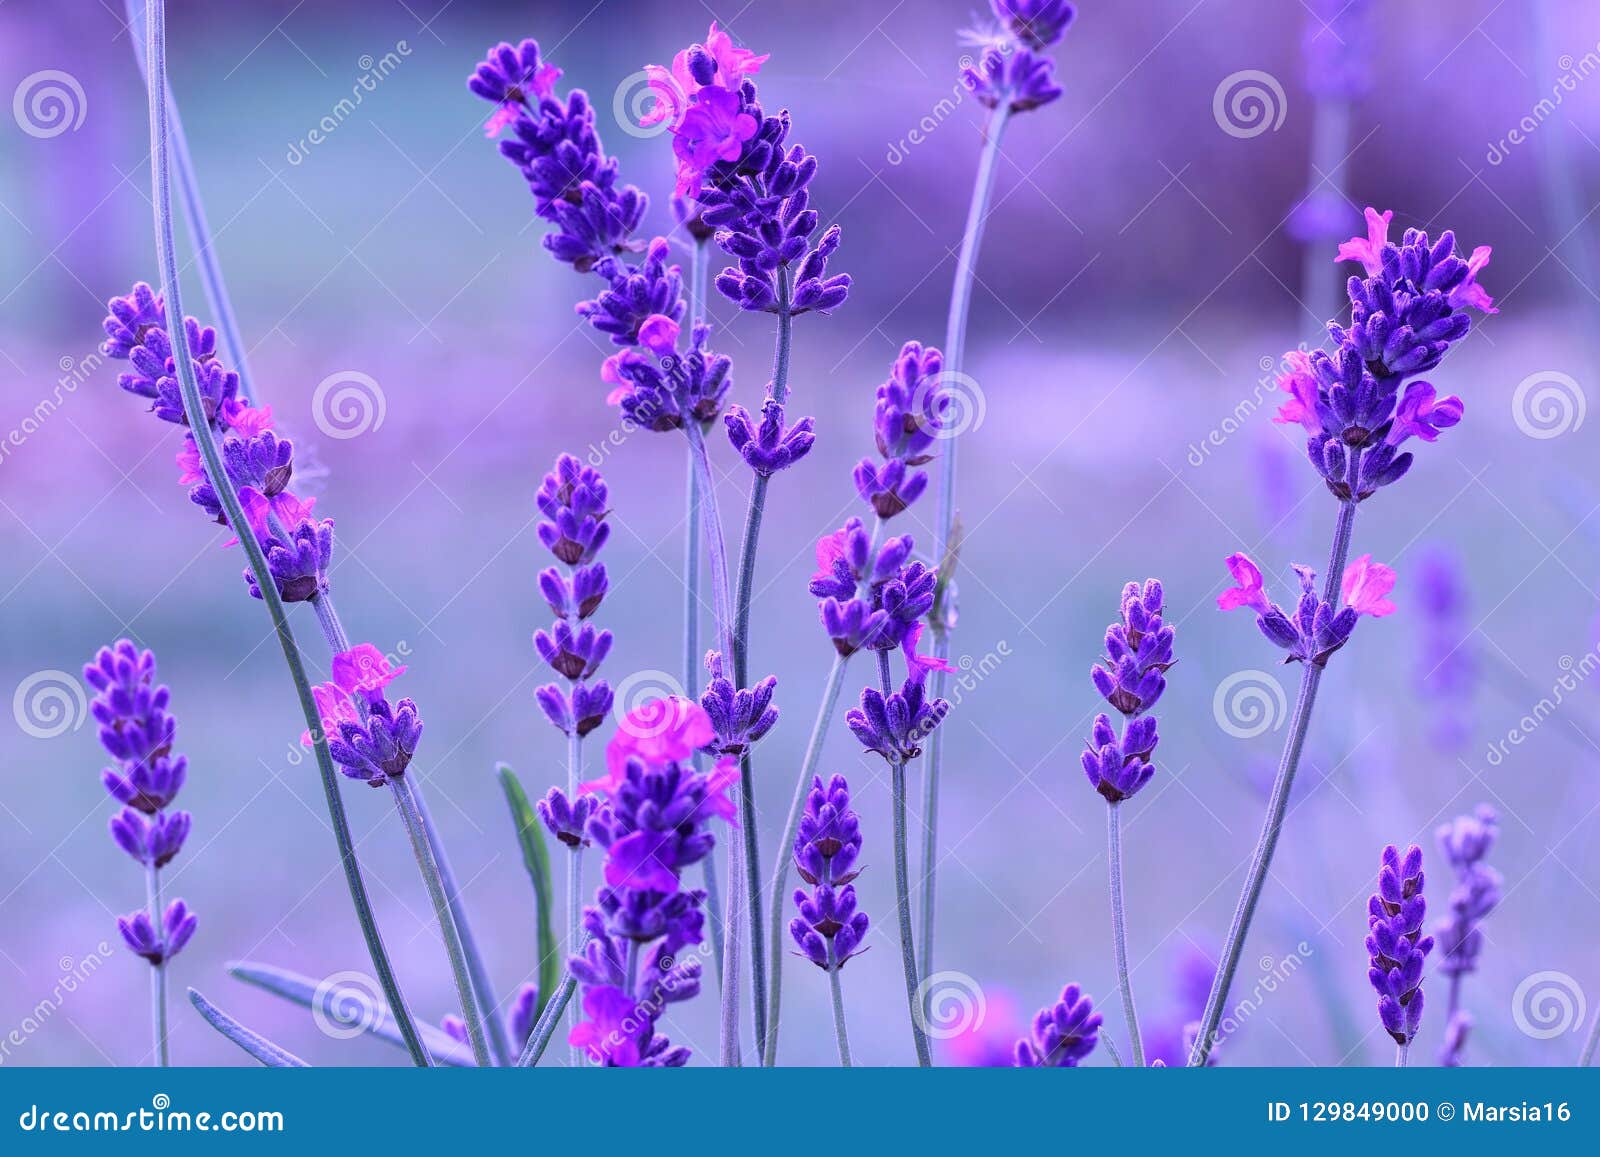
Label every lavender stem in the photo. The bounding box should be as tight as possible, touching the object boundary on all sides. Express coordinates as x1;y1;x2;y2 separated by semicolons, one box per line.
144;863;168;1066
922;101;1013;986
308;590;506;1065
879;648;932;1066
684;236;725;988
827;941;853;1067
1190;475;1361;1066
1581;1011;1600;1066
389;773;492;1067
1395;1042;1410;1068
761;651;849;1065
728;267;795;1062
517;971;578;1067
1106;801;1145;1067
566;727;584;1066
144;0;430;1068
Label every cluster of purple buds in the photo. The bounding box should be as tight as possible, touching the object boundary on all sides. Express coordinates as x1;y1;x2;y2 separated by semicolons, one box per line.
308;644;422;787
86;641;198;966
853;342;946;518
962;1;1071;114
790;775;869;971
640;23;849;315
1274;209;1493;503
1218;552;1395;667
564;704;731;1066
1434;807;1501;1066
1082;579;1171;803
845;668;949;767
1365;844;1434;1047
533;455;615;739
469;39;645;271
444;982;541;1055
101;284;334;605
1014;982;1101;1066
725;398;815;475
612;318;737;435
699;651;778;755
809;519;916;656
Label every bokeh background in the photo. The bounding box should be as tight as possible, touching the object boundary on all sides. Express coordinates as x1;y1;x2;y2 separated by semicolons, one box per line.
2;0;1599;1067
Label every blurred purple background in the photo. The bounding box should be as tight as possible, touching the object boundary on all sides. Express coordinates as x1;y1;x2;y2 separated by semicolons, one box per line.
2;0;1599;1066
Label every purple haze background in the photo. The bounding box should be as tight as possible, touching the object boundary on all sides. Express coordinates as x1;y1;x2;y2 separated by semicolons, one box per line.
2;0;1599;1066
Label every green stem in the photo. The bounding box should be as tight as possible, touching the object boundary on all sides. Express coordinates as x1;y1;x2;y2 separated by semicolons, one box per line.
1106;802;1144;1067
827;944;853;1067
881;649;931;1067
1581;1009;1600;1066
1190;482;1360;1066
762;651;850;1065
389;774;492;1067
922;101;1013;989
518;972;578;1067
145;863;168;1066
143;0;430;1067
566;728;584;1067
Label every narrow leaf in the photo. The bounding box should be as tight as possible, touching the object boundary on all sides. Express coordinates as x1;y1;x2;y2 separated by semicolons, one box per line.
497;763;559;1025
188;987;308;1067
227;960;473;1067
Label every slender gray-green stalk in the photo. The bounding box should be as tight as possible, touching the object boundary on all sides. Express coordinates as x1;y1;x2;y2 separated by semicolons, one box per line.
389;774;491;1066
308;591;505;1064
827;944;853;1067
684;235;725;987
1581;1011;1600;1066
1395;1042;1410;1068
144;0;430;1068
727;267;795;1061
518;972;578;1067
125;0;257;402
1190;468;1361;1066
144;863;168;1066
188;989;308;1067
922;100;1013;986
1105;802;1144;1068
565;728;585;1066
880;650;932;1067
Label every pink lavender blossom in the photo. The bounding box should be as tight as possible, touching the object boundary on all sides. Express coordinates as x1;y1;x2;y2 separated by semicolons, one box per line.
1219;553;1396;665
1387;381;1464;446
1340;554;1397;617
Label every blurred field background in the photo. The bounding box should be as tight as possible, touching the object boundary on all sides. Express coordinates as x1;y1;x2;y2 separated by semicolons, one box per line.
2;0;1599;1067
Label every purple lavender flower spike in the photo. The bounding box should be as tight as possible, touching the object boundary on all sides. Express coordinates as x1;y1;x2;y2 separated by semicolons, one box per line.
536;786;598;848
576;239;685;345
1081;712;1158;803
789;775;870;971
101;281;166;359
1433;806;1500;1066
533;622;613;681
326;696;424;786
1089;579;1173;716
535;455;609;566
1014;984;1102;1066
700;651;778;755
725;399;815;474
1365;843;1434;1053
1219;552;1396;667
109;807;191;867
614;322;734;432
846;673;949;765
117;900;197;965
963;47;1062;113
853;455;928;520
990;0;1076;49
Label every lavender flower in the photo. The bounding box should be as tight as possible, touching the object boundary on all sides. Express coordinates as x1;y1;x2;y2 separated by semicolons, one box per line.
1088;579;1172;719
790;775;869;971
117;901;197;965
537;786;598;848
1218;551;1395;667
1434;807;1501;1066
533;455;614;738
699;651;778;755
990;0;1076;49
962;45;1063;113
1365;844;1434;1052
846;672;948;766
307;644;422;786
725;399;815;474
1014;984;1102;1066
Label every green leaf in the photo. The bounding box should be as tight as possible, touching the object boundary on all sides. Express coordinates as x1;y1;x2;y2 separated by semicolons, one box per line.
227;961;474;1066
188;987;308;1067
497;763;559;1025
